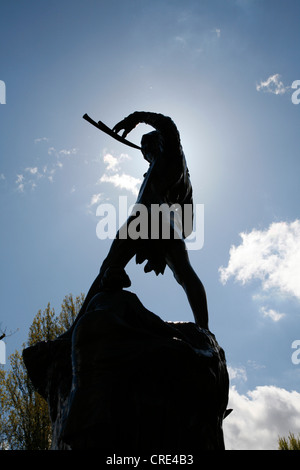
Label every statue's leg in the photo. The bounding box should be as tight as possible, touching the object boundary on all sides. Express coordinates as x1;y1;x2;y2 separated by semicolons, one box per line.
79;235;137;315
98;237;137;280
165;241;209;330
60;223;138;337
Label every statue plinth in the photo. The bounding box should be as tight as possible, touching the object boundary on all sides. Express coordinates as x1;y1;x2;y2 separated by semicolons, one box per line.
23;289;230;451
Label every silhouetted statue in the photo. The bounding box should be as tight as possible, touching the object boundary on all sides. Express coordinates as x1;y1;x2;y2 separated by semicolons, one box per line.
23;111;230;451
74;112;208;331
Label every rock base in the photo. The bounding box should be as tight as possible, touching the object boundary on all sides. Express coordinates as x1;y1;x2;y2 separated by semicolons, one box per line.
23;290;230;451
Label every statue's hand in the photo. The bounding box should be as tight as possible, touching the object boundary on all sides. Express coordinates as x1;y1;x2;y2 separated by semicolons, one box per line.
113;114;138;139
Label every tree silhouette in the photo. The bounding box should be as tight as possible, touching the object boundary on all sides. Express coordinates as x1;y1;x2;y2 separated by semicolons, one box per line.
0;293;84;450
278;432;300;450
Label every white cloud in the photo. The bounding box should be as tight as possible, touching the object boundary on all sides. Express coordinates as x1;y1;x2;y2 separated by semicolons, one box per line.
16;169;44;191
260;306;285;322
89;193;103;206
256;74;289;95
47;146;78;174
224;385;300;450
21;145;79;191
26;167;38;174
14;143;80;194
47;146;78;158
247;359;266;371
103;152;131;171
15;174;25;192
219;220;300;302
16;183;24;192
25;167;40;176
16;174;24;183
34;137;49;144
99;152;140;196
16;165;54;190
59;148;78;156
228;365;247;383
103;153;120;171
99;173;141;196
0;173;5;180
48;147;56;155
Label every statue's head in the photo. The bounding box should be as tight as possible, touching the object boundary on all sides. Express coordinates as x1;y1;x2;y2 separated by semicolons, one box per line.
141;131;164;164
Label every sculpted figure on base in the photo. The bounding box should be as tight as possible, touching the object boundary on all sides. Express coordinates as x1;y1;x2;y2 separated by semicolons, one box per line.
23;112;230;451
70;112;209;333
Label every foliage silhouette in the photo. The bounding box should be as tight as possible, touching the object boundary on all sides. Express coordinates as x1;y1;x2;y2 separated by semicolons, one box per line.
0;294;84;450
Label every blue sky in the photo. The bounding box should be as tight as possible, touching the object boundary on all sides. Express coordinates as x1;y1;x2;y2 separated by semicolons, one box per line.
0;0;300;450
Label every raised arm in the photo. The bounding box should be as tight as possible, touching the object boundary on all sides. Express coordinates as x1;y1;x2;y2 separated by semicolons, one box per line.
112;112;181;149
